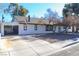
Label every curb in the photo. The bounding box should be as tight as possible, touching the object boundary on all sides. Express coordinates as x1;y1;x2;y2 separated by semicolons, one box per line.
44;42;79;56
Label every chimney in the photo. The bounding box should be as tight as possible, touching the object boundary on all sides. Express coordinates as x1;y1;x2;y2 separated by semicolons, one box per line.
28;15;30;22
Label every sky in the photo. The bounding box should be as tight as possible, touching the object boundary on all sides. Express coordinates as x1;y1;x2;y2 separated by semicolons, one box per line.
0;3;65;22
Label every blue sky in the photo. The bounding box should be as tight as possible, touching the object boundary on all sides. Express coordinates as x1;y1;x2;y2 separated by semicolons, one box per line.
0;3;65;22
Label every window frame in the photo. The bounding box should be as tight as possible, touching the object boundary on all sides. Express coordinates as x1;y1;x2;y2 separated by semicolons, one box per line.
34;24;37;30
24;25;27;30
46;25;53;31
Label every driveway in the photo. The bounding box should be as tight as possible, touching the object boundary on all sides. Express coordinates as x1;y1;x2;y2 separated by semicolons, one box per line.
1;35;58;56
1;33;79;56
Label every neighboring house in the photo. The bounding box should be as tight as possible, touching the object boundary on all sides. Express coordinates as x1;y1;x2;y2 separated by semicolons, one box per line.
0;16;70;36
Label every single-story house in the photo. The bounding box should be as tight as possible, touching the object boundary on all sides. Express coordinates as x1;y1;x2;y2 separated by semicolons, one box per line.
0;16;73;36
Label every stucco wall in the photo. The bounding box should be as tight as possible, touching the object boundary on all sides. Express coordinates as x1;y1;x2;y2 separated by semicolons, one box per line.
1;22;74;36
19;24;54;35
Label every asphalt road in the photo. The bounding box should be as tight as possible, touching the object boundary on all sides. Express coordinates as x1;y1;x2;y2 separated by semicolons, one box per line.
50;43;79;56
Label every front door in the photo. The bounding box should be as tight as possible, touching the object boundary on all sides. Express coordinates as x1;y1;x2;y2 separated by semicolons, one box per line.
13;26;18;35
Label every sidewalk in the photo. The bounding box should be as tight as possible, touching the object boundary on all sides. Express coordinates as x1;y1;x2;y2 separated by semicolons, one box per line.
0;36;79;56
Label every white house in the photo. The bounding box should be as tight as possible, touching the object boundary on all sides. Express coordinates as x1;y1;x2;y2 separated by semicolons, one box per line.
0;16;72;36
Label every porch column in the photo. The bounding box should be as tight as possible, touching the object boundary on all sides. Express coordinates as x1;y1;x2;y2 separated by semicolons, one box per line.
53;25;56;33
1;23;4;36
74;26;76;32
55;26;59;33
72;26;76;32
0;24;1;39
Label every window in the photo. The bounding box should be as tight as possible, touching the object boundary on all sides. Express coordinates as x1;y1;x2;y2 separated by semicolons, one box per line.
24;25;27;30
63;26;67;29
46;25;53;31
34;25;37;30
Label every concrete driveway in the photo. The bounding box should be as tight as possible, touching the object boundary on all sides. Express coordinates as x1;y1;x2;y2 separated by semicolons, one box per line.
1;36;58;56
1;33;79;56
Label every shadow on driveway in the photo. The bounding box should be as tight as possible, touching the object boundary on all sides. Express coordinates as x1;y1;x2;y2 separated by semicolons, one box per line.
31;33;79;43
3;33;79;44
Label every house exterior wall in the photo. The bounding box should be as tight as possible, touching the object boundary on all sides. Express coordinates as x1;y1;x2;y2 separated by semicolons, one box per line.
19;24;54;35
54;26;74;33
1;22;55;36
1;22;74;36
53;26;64;33
60;26;64;32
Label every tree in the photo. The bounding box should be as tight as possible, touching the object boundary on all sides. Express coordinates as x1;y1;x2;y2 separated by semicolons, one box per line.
44;8;62;32
4;3;28;18
63;3;79;32
44;8;60;24
63;3;79;17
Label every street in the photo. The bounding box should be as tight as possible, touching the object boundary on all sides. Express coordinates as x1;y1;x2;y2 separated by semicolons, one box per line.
50;43;79;56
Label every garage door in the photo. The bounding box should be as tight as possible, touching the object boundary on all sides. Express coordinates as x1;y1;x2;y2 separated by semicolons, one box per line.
4;26;18;35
